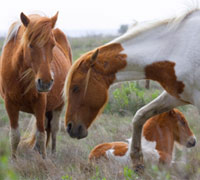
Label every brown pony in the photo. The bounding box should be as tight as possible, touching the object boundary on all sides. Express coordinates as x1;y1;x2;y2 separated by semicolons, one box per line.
89;109;196;165
0;12;72;158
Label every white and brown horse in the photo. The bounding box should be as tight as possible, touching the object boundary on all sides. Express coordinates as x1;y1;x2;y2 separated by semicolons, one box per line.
0;12;72;158
89;109;196;165
64;3;199;168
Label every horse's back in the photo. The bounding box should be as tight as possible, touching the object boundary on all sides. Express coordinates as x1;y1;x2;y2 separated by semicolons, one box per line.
53;28;72;63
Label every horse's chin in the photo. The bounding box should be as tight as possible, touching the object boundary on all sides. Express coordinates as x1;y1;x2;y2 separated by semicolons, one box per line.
37;88;51;93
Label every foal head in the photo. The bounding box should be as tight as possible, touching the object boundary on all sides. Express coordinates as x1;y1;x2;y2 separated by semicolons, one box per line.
168;109;196;148
20;12;58;92
65;44;127;139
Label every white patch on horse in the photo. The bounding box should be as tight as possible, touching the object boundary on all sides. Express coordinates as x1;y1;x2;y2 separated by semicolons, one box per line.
105;137;160;164
42;48;46;62
105;142;130;164
141;136;160;164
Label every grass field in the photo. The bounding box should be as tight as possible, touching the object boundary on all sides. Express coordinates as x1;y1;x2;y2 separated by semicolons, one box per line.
0;35;200;180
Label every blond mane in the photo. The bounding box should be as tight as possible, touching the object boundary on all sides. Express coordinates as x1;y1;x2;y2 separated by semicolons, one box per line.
112;0;200;43
3;21;21;50
63;52;91;101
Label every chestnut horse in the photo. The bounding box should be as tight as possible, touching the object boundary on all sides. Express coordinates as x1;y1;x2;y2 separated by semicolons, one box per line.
89;109;196;165
64;4;200;169
0;12;72;158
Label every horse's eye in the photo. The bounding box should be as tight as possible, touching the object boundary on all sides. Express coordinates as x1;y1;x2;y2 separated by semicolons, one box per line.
29;44;33;49
72;85;80;93
180;121;186;126
179;120;186;126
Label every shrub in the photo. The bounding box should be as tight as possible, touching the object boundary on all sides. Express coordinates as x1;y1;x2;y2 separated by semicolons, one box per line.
104;81;161;115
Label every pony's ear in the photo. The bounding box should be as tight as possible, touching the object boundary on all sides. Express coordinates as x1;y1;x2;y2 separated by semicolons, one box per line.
20;12;30;27
169;109;176;116
51;12;59;28
90;49;99;67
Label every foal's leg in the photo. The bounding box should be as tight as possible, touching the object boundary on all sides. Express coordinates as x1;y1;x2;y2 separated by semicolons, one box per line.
51;109;62;154
34;95;47;158
5;99;20;159
131;91;186;169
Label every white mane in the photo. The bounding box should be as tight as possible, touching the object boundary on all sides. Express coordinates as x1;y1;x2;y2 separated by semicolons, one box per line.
112;0;200;43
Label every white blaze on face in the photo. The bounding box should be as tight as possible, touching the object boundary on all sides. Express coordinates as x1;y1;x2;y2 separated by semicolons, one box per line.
42;48;46;62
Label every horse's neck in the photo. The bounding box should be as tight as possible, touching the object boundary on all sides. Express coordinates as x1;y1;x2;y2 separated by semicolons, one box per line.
112;11;200;83
143;120;174;155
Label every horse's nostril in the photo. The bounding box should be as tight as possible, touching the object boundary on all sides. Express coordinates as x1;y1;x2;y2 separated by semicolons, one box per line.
67;122;73;133
38;79;42;85
78;125;82;133
187;137;196;148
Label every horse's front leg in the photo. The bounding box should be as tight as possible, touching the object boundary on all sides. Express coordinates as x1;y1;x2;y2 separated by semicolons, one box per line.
33;94;47;158
131;91;186;171
51;109;62;154
5;98;20;159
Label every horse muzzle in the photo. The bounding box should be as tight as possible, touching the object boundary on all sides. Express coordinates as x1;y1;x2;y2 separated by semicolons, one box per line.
186;135;196;148
36;79;54;92
66;122;88;139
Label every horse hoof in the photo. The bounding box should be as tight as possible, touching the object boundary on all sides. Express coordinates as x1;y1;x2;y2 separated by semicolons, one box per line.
133;163;145;174
11;155;17;162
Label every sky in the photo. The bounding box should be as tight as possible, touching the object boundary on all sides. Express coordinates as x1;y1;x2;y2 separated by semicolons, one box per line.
0;0;197;36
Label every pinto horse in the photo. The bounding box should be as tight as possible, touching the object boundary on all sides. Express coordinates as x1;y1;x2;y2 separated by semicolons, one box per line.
89;109;196;165
64;4;200;168
0;12;72;158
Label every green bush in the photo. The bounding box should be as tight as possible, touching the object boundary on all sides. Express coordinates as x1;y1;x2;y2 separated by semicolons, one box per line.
0;140;19;180
104;82;161;115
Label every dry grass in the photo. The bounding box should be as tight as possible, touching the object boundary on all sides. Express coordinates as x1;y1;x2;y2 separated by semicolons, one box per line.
0;101;200;180
0;76;199;180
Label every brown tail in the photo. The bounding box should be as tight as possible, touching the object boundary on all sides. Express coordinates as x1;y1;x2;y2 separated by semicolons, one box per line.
20;111;53;149
19;116;37;148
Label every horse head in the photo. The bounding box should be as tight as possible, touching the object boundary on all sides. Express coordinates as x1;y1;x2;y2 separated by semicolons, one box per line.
65;44;127;139
170;109;196;148
20;12;58;92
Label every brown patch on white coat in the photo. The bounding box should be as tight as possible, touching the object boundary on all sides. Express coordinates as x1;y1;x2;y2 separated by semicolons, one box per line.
145;61;185;98
89;109;196;165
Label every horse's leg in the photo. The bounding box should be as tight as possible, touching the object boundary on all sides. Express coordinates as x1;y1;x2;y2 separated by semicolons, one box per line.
51;109;62;154
5;99;20;159
45;111;52;147
34;95;47;158
130;91;186;170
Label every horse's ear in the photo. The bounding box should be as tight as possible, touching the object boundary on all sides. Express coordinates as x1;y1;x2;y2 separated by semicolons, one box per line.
90;49;99;67
20;12;30;27
169;109;176;116
51;12;59;28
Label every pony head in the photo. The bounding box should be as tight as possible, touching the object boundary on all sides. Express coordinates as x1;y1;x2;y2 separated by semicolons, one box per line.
169;109;196;148
20;12;58;92
65;44;127;139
